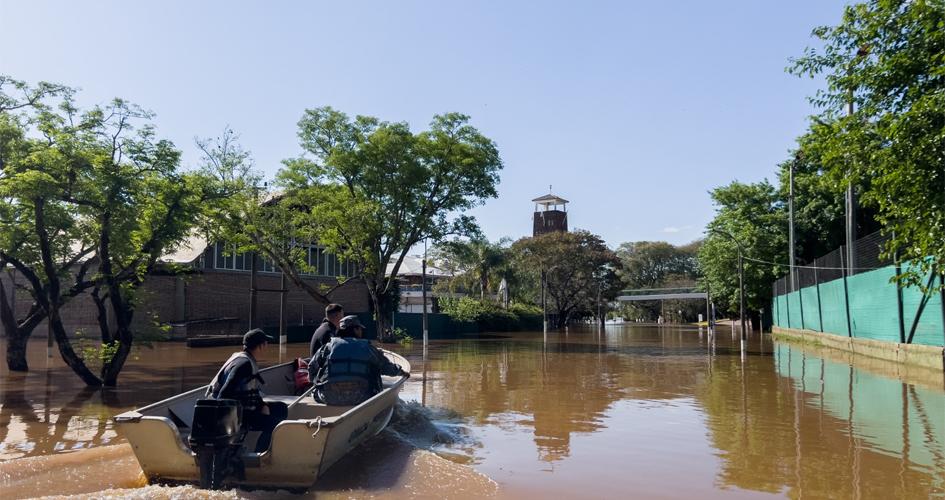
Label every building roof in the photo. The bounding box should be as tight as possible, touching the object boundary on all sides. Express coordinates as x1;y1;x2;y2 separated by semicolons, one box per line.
386;255;453;278
531;193;569;205
161;233;209;264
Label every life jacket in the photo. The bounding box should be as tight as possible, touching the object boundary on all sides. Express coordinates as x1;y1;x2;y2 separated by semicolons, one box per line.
312;337;380;403
206;352;264;411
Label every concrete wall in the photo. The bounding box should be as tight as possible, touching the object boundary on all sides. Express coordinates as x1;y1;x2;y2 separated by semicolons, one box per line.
773;325;944;372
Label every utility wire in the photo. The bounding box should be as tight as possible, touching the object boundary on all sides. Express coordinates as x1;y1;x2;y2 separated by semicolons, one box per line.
741;255;886;272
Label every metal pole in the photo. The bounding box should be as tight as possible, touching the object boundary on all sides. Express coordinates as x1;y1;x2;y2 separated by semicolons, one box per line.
422;240;429;357
279;271;287;346
845;96;857;274
738;252;747;356
249;251;258;330
706;280;712;329
789;156;796;292
940;272;944;368
597;281;602;330
841;246;853;338
541;268;547;335
814;264;824;332
894;241;906;344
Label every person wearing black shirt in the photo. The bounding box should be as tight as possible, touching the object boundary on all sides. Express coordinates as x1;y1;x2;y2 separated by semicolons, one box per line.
310;303;344;358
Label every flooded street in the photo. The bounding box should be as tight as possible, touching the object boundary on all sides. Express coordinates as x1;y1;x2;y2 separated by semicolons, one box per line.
1;325;943;498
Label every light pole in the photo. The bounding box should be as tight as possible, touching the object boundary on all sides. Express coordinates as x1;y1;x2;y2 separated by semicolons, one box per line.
597;280;602;330
541;268;548;336
710;229;747;356
845;46;869;274
422;239;429;359
789;153;798;293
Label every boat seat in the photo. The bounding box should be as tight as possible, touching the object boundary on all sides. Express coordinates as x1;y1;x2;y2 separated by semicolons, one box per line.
264;395;325;406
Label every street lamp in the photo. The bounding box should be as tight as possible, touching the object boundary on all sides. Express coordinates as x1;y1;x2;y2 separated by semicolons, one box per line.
710;228;747;356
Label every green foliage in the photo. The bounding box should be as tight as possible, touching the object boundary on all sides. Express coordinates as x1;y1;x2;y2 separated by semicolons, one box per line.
0;76;233;385
276;107;503;335
614;240;706;321
439;297;540;331
390;327;413;345
73;331;119;371
433;236;512;298
790;0;945;289
511;230;622;327
699;181;788;317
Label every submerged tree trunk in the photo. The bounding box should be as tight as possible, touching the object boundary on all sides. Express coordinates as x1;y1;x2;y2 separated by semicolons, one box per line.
0;277;44;372
49;305;102;386
101;283;134;387
367;280;390;340
5;331;29;372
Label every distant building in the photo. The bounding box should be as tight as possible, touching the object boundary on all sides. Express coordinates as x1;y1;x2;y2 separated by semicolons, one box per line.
532;192;569;236
1;236;369;340
386;255;454;313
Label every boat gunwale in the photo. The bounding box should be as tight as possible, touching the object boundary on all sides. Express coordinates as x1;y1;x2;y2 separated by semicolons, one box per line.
115;348;410;423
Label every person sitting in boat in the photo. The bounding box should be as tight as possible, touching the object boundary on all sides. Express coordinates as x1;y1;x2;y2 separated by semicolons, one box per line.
310;303;344;358
309;315;408;406
206;329;288;452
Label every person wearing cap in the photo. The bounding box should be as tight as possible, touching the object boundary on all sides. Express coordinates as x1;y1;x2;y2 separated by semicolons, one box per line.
206;329;287;452
308;315;409;406
310;303;344;358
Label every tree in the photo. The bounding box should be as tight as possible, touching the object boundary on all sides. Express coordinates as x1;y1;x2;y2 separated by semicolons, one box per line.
773;151;849;264
197;129;357;311
0;78;90;372
699;181;787;325
615;240;702;321
616;240;700;289
790;0;945;291
434;237;511;300
0;82;227;385
277;107;502;337
512;230;621;328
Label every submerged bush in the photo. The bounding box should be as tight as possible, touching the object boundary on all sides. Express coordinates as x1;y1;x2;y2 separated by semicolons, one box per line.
440;297;541;331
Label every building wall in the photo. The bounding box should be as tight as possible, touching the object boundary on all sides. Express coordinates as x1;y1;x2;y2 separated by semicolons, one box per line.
533;210;568;236
1;267;370;339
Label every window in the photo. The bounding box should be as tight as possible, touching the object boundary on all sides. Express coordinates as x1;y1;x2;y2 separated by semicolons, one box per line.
213;241;353;277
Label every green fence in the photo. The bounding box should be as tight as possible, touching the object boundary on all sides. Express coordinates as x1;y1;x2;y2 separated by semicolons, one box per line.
776;343;944;471
772;265;945;347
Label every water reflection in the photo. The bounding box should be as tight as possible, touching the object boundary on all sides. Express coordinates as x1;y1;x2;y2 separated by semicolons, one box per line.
408;327;943;498
698;341;944;498
0;376;113;460
0;341;250;460
1;327;943;498
417;328;720;464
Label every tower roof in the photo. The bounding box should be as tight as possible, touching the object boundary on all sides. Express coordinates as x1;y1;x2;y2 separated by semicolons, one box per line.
531;193;569;206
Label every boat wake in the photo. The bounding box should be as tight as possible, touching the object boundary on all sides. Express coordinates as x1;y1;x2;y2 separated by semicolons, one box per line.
2;400;496;499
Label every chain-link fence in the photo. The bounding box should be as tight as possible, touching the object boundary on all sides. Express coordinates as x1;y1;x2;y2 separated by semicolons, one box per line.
771;231;944;346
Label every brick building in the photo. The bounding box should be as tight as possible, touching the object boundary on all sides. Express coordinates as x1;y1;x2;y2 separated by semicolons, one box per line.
532;193;569;236
0;237;370;340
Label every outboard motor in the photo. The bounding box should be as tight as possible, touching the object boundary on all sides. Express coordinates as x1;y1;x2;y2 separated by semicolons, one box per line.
190;398;246;489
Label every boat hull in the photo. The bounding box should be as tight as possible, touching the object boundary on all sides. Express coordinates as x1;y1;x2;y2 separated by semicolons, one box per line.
114;349;410;489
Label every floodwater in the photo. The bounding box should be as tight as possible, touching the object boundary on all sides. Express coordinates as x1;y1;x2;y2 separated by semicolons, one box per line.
1;325;943;499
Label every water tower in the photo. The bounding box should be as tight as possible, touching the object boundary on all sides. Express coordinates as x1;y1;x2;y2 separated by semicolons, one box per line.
532;191;568;236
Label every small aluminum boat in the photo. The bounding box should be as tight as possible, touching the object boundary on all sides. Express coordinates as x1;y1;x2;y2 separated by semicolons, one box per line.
114;349;410;489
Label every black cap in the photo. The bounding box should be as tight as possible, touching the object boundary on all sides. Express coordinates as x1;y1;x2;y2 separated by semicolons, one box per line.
243;328;274;349
339;315;364;330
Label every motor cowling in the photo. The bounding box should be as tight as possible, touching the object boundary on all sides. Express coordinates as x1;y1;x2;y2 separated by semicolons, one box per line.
190;398;242;448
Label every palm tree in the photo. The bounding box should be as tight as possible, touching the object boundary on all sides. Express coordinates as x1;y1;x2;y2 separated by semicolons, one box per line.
435;237;510;300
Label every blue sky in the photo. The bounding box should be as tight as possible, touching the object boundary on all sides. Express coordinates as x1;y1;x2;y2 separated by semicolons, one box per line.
0;1;848;247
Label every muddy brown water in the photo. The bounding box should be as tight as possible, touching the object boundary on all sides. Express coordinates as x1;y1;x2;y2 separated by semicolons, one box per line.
1;325;943;498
